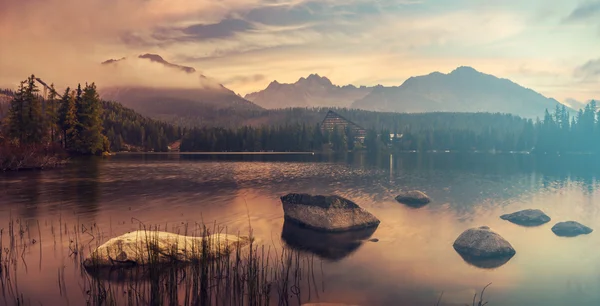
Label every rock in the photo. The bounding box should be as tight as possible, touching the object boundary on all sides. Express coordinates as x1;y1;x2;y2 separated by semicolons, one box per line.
395;190;431;207
368;238;379;242
280;193;380;232
83;230;251;268
551;221;593;237
281;220;378;261
500;209;551;226
453;226;515;269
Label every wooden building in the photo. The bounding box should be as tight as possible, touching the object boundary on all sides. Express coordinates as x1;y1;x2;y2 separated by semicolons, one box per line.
320;110;367;142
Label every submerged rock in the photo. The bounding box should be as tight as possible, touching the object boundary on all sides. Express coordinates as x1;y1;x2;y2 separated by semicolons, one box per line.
551;221;593;237
500;209;551;226
280;193;380;232
83;230;251;268
453;226;515;269
395;190;431;207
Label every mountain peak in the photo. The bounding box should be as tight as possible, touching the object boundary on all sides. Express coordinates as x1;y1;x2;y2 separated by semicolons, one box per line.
266;80;281;89
450;66;480;75
138;54;196;74
139;53;165;62
297;73;333;87
101;57;126;65
244;74;373;108
352;67;572;118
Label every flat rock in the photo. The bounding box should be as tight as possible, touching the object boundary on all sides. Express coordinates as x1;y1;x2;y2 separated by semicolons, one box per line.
280;193;380;232
83;230;251;268
453;226;515;268
551;221;593;237
395;190;431;207
500;209;551;226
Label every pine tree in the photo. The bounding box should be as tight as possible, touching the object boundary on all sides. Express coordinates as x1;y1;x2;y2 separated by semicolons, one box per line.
6;76;46;144
23;75;46;143
71;83;103;154
58;89;79;151
45;84;59;143
6;81;27;142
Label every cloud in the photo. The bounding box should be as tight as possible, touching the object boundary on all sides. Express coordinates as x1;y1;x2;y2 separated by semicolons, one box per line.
222;74;267;87
0;0;268;89
574;59;600;79
0;0;597;105
181;19;255;40
564;1;600;22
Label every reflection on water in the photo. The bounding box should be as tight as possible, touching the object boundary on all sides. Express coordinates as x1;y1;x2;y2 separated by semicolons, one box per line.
1;152;600;305
281;220;378;261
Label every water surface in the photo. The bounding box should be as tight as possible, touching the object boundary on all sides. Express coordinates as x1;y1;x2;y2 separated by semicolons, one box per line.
1;153;600;306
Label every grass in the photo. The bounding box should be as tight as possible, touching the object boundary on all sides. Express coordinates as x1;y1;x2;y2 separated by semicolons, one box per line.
1;216;493;306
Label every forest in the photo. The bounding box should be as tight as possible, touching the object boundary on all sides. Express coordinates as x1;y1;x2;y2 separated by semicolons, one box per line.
179;103;600;154
0;78;181;155
2;77;600;156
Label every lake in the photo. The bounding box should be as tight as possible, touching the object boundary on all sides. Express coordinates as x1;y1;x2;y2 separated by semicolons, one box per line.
1;152;600;306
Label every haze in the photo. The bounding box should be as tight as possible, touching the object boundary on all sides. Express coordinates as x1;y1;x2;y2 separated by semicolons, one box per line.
1;0;599;105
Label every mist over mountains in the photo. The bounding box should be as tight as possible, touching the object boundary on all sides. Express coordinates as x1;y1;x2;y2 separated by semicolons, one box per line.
98;54;263;120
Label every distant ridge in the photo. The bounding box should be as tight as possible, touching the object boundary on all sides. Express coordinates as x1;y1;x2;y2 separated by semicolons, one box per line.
351;66;572;118
245;74;373;109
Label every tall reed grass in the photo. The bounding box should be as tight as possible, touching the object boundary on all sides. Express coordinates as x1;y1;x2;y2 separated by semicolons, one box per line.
0;216;492;306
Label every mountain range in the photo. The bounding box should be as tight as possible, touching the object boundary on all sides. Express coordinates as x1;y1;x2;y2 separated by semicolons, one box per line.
244;74;373;108
45;54;575;122
247;66;571;118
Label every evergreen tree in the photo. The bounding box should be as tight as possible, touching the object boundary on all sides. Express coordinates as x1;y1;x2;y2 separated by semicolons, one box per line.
72;83;104;154
59;89;79;151
6;75;46;144
6;81;27;142
45;84;59;143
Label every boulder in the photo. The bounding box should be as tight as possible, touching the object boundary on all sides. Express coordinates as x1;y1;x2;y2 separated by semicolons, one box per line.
551;221;593;237
83;230;251;268
395;190;431;207
280;193;380;232
500;209;551;226
453;226;515;269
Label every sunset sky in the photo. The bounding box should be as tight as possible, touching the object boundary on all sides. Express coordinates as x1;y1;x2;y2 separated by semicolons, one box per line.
1;0;599;106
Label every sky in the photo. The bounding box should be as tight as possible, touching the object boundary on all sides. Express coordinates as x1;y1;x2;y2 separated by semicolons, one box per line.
1;0;599;106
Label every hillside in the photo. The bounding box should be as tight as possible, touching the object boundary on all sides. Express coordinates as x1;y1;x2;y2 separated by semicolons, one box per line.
351;66;570;118
99;54;263;120
244;74;373;109
101;101;182;152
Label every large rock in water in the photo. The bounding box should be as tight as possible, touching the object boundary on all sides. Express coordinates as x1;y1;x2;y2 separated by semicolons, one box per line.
280;193;380;232
395;190;431;207
500;209;551;226
551;221;593;237
453;226;516;269
83;230;251;268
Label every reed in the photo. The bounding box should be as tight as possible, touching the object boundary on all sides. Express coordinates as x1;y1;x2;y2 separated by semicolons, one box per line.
1;216;493;306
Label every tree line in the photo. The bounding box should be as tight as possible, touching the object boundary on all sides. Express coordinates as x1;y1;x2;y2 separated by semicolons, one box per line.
0;76;181;154
1;75;106;155
179;102;599;154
